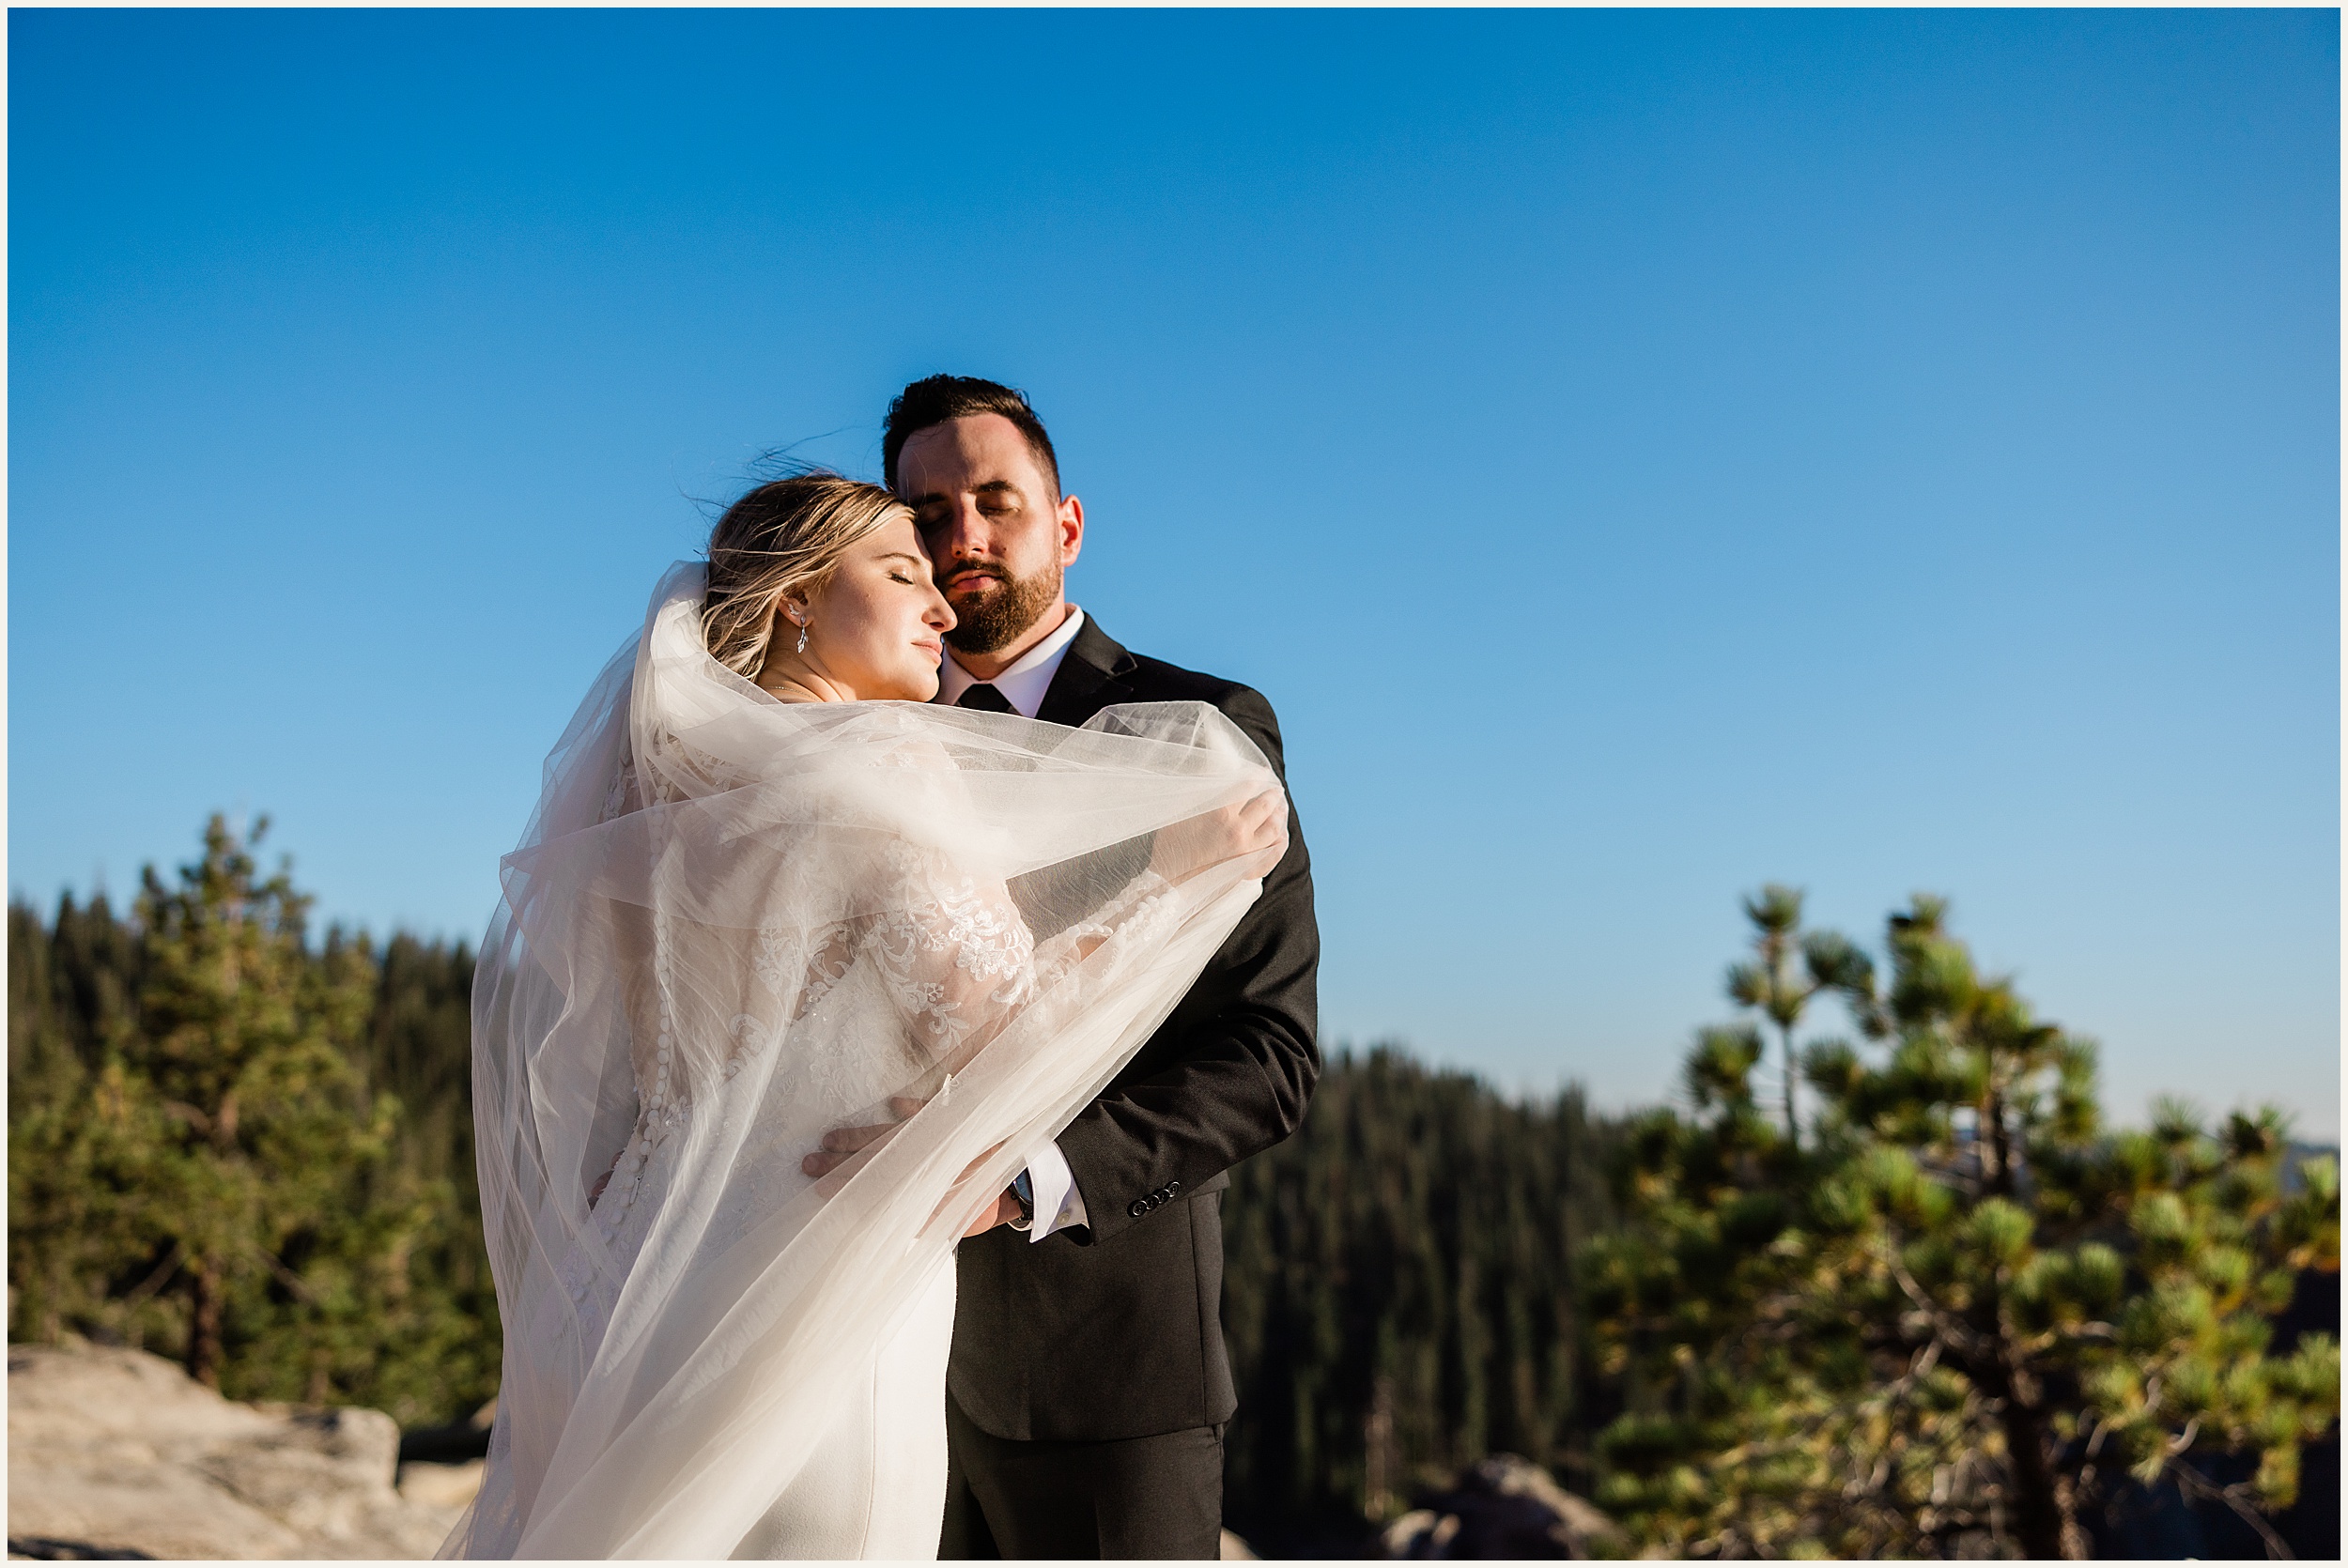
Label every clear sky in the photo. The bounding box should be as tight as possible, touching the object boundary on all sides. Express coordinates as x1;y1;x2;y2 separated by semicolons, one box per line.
10;9;2339;1136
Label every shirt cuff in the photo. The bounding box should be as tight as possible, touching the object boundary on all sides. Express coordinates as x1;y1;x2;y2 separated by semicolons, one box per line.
1023;1140;1089;1242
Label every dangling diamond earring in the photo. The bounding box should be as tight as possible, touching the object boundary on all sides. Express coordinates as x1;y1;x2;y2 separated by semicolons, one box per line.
795;617;811;655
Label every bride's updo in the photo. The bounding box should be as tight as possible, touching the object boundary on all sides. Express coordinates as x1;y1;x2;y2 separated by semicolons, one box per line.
701;469;914;678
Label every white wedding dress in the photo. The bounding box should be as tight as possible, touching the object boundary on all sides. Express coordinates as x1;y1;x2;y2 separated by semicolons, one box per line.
440;564;1274;1560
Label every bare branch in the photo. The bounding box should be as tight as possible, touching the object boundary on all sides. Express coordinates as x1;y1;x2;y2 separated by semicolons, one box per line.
249;1245;317;1304
2169;1461;2294;1560
119;1239;187;1310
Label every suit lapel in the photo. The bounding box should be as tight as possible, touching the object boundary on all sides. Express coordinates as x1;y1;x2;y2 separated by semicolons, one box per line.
1037;615;1138;727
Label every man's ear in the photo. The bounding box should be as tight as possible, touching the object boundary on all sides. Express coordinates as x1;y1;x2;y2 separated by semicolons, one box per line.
1058;494;1085;567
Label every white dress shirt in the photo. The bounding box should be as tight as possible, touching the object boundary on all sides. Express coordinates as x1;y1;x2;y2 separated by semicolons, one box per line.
934;605;1086;717
934;607;1091;1241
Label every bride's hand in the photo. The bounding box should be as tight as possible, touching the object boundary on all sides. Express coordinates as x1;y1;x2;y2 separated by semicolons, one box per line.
802;1097;1019;1236
1148;785;1288;885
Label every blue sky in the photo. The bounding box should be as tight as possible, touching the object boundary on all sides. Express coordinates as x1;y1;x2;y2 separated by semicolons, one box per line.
11;9;2339;1135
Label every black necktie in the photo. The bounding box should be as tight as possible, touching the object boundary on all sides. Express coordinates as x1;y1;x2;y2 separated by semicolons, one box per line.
957;683;1015;715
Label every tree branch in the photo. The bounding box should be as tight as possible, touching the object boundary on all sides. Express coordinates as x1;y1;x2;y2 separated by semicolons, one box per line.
118;1239;186;1310
2169;1460;2293;1560
249;1245;317;1304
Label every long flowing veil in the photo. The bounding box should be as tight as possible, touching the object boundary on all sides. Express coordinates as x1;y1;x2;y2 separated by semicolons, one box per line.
443;564;1275;1558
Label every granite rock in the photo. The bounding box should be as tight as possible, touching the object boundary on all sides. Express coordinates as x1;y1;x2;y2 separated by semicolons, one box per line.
1378;1453;1622;1560
8;1342;462;1560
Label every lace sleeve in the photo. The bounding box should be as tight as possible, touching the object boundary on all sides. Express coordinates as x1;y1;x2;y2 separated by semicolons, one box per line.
1027;865;1181;994
865;840;1182;1079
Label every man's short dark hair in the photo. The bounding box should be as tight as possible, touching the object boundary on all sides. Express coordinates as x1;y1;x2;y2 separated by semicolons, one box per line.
882;375;1061;500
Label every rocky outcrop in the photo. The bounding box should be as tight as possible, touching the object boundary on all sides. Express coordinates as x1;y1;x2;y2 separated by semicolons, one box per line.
8;1342;1266;1560
8;1342;471;1560
1378;1453;1622;1560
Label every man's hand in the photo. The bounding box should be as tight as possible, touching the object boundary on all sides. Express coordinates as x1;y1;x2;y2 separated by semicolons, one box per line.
800;1096;928;1180
963;1188;1023;1237
802;1096;1020;1237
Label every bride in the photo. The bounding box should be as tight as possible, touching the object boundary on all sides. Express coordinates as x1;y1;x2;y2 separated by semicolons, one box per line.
442;472;1286;1559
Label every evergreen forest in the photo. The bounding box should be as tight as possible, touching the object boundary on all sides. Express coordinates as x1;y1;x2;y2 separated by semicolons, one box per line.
9;818;2339;1558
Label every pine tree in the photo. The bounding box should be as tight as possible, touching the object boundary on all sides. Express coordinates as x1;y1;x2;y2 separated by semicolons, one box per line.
349;930;502;1419
8;894;159;1349
1723;884;1874;1148
8;816;494;1422
1220;1048;1621;1547
121;817;377;1384
1583;892;2340;1558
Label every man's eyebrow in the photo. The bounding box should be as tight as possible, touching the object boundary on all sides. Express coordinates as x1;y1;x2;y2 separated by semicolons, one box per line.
904;478;1024;513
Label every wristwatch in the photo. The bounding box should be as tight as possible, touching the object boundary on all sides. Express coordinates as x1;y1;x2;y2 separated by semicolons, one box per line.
1006;1170;1035;1232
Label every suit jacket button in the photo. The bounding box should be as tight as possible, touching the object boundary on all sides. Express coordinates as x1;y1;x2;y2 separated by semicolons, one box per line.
1167;1179;1182;1193
1128;1199;1149;1219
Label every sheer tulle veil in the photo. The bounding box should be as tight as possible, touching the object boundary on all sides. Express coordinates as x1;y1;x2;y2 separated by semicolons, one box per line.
440;563;1275;1558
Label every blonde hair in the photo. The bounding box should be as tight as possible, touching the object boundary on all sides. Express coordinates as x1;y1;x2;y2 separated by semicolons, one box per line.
701;469;914;678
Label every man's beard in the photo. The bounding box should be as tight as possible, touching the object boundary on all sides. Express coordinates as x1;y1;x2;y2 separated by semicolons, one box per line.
943;561;1062;655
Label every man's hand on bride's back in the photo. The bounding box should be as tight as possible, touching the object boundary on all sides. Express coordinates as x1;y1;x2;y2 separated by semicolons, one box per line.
800;1096;927;1180
801;1097;1020;1237
1148;786;1288;886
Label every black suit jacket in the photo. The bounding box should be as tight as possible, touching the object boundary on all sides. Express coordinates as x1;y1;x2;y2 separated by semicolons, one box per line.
946;616;1321;1442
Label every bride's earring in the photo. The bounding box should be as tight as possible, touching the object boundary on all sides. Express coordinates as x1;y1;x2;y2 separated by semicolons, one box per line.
793;614;810;655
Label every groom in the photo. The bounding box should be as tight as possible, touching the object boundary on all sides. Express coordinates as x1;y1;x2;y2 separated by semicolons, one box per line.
888;375;1319;1558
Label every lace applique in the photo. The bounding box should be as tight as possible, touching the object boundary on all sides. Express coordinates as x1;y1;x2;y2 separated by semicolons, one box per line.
600;759;643;824
736;924;873;1101
641;732;748;803
635;844;1172;1148
935;881;1028;981
862;872;1036;1059
724;1014;771;1085
751;924;857;1019
750;928;796;1001
869;926;962;1049
731;1005;876;1108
